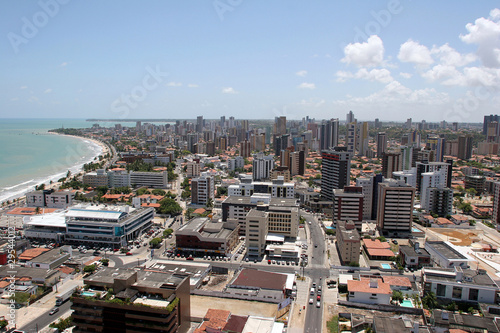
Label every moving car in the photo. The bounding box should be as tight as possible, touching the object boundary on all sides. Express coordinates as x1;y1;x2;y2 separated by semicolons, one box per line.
316;301;321;308
309;298;313;304
49;307;59;315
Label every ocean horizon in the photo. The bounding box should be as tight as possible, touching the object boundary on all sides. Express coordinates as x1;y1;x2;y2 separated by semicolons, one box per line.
0;118;140;203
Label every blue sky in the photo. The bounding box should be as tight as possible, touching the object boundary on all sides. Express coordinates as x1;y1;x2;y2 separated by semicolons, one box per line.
1;1;500;122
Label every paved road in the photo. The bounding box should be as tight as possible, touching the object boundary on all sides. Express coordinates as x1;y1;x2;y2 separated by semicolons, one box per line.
19;300;72;333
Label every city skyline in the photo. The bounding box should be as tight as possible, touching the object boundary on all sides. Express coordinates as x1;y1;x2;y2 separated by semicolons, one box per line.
1;2;500;122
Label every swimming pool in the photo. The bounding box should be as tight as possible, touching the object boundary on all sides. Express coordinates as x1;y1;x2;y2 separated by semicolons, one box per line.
412;227;421;232
81;291;96;297
400;299;414;308
381;263;391;269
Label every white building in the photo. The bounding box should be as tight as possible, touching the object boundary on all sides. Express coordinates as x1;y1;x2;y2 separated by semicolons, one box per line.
130;171;168;188
228;156;244;171
252;153;275;181
191;172;214;206
423;267;498;304
83;169;108;188
228;176;294;199
347;279;392;305
420;168;447;208
356;177;373;220
107;170;131;188
392;168;417;188
186;161;201;178
26;190;74;209
246;209;268;259
424;241;473;268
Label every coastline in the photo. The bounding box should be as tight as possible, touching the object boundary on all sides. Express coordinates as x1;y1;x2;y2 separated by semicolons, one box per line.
0;133;108;204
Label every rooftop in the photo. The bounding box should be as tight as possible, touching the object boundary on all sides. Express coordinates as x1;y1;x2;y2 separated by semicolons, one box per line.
18;248;50;261
425;241;467;260
348;279;392;295
231;268;287;291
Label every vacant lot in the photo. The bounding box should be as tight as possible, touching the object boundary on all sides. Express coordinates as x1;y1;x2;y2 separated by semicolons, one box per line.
190;295;278;319
430;228;480;246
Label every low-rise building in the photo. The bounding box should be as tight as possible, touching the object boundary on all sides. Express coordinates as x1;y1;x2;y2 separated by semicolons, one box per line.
83;169;108;188
362;239;394;261
24;248;70;270
424;241;473;268
347;279;392;305
423;267;499;304
399;241;431;269
175;217;239;256
26;189;75;209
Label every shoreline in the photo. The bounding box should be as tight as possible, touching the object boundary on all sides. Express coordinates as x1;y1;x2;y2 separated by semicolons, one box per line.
0;133;109;205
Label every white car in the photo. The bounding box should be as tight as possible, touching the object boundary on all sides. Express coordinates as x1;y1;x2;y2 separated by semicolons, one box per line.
316;301;321;308
309;298;313;304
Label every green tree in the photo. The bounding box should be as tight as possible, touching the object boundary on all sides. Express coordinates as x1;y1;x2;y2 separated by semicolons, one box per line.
0;319;7;329
466;188;477;197
422;292;438;309
150;237;162;248
206;198;213;209
152;189;166;196
10;292;30;305
377;236;386;242
83;264;97;273
181;190;191;200
49;316;73;330
158;198;182;215
392;290;404;303
216;186;228;198
163;229;174;237
136;188;151;196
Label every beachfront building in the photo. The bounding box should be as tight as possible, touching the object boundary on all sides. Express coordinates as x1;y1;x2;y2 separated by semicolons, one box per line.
26;189;74;209
82;169;108;188
130;171;168;188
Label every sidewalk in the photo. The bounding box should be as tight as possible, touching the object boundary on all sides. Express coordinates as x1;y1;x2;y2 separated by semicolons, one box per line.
287;276;310;333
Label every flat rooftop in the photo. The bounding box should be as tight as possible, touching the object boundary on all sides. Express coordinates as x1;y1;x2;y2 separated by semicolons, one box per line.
426;241;467;260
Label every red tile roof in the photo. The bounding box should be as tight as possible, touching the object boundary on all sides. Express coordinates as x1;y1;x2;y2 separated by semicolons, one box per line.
348;279;392;295
382;276;412;288
363;239;391;249
18;248;50;261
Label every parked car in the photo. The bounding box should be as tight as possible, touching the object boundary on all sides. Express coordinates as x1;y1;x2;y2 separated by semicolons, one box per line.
49;307;59;315
126;252;133;256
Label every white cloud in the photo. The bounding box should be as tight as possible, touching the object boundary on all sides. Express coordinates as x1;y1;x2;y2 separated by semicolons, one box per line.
398;39;434;66
460;8;500;68
298;98;325;107
20;86;27;89
187;84;199;88
298;82;316;89
222;87;238;94
341;35;384;67
336;68;393;83
431;44;476;67
399;72;412;79
167;82;182;87
422;64;462;82
60;62;68;67
296;70;307;77
44;89;52;94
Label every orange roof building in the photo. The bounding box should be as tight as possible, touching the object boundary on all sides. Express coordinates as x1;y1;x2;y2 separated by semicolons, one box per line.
347;279;392;305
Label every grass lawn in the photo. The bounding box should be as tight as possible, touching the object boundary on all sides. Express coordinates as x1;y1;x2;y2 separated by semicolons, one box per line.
327;315;338;333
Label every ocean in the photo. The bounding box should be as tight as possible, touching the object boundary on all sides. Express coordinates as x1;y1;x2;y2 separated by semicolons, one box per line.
0;118;140;203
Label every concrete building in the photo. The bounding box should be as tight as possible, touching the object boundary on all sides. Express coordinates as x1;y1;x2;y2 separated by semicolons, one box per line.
72;267;190;333
376;179;415;235
381;152;401;179
422;186;453;217
415;160;453;192
458;135;473;160
376;132;387;158
420;168;448;208
252;153;275;181
492;182;500;225
228;156;244;171
175;217;239;256
186;161;201;178
399;241;431;269
336;220;360;265
320;118;339;151
321;147;352;201
24;248;70;270
422;267;498;304
424;241;472;268
240;140;251;158
246;209;268;259
356;174;384;220
191;173;214;206
465;175;486;194
347;279;392;305
333;186;363;230
130;171;168;189
221;194;299;238
83;169;108;188
392;168;417;188
107;170;131;188
228;176;294;199
26;189;74;209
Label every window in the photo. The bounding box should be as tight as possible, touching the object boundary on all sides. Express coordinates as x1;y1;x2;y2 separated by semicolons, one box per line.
452;286;462;299
436;284;446;297
468;288;478;301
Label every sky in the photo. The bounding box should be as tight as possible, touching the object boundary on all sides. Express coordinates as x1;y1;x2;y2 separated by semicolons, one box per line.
1;1;500;123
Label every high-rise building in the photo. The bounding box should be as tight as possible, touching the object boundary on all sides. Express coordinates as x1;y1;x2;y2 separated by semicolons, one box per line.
196;115;204;133
346;110;355;124
206;141;215;156
458;136;473;160
427;136;445;162
356;174;384;220
252;153;275;181
191;173;214;206
274;116;287;135
406;118;412;129
187;133;199;153
357;122;369;156
484;114;500;135
415;160;453;192
245;209;268;259
220;115;226;128
420;168;448;206
400;146;413;170
135;121;142;133
487;121;499;142
333;186;364;230
228;156;245;171
423;186;453;217
381;152;402;178
376;132;387;158
377;179;415;234
374;118;381;129
240;140;251;158
320;118;339;151
492;182;500;225
347;122;357;154
321;147;352;201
